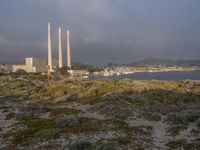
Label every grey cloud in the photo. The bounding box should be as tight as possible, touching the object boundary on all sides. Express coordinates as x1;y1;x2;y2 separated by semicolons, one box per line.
0;0;200;64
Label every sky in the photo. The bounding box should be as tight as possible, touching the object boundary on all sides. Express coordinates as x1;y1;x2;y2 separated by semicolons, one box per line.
0;0;200;65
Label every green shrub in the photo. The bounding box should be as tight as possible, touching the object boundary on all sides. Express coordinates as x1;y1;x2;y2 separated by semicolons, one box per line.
140;111;162;121
166;139;187;149
69;141;92;150
167;124;187;136
35;128;62;139
50;108;82;117
166;111;200;125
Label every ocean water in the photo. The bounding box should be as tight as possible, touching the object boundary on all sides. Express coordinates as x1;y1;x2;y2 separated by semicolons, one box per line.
89;70;200;80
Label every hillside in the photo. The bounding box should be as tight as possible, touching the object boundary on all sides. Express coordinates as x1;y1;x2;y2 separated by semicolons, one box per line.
0;77;200;149
129;58;200;67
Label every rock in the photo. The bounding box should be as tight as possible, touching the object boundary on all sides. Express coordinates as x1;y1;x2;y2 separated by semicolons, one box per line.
15;112;34;120
55;116;80;127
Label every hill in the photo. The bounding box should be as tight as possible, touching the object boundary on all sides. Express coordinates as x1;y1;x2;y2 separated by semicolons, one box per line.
129;57;200;67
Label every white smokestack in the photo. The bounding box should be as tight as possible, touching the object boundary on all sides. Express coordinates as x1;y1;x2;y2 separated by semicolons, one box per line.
67;30;71;69
48;23;53;72
58;27;63;68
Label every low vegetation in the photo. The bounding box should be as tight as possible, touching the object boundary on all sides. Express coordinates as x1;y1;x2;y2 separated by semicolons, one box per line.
0;77;199;149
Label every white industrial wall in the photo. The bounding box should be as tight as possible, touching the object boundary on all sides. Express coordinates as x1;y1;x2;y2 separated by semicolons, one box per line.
12;65;27;72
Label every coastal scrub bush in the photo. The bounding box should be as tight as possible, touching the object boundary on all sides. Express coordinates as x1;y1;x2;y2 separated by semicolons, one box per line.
166;139;200;150
140;111;162;121
166;111;200;125
167;124;187;136
9;118;57;147
48;85;72;95
69;141;92;150
15;112;34;121
183;92;200;103
35;128;62;139
5;112;15;120
114;136;132;145
50;108;82;117
166;139;187;149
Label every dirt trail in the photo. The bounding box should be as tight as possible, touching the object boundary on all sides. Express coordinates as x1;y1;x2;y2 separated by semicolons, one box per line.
127;117;169;149
127;116;199;149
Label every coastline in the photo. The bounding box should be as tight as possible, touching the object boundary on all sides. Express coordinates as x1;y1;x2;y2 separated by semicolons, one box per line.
89;70;200;80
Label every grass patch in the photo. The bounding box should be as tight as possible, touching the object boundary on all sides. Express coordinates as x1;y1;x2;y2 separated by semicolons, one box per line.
166;111;200;126
139;111;162;121
9;118;56;146
167;124;187;137
9;117;133;147
80;96;104;105
10;128;37;147
166;139;187;149
114;136;131;145
48;86;72;95
35;128;62;139
50;108;82;117
62;118;133;134
69;141;92;150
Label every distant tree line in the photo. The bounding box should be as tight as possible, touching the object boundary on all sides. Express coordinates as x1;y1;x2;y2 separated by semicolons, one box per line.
55;66;70;76
71;63;104;73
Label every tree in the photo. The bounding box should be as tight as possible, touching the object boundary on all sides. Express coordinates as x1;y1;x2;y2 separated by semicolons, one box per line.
56;66;70;75
15;69;28;75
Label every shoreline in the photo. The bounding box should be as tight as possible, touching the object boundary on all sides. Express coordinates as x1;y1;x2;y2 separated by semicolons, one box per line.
89;70;200;80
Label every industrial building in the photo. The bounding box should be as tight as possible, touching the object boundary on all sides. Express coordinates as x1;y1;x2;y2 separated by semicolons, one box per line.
12;23;87;76
48;23;88;77
12;57;47;73
48;23;72;72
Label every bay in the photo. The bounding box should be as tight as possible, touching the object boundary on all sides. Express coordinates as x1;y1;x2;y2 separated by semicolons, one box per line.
89;70;200;80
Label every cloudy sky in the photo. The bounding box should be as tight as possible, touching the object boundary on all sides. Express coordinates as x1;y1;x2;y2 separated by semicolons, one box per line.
0;0;200;64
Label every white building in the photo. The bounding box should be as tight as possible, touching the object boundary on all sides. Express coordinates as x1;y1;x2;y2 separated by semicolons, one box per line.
68;70;89;77
12;57;47;73
0;64;12;74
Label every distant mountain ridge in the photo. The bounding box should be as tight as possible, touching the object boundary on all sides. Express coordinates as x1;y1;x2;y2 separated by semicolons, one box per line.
129;57;200;67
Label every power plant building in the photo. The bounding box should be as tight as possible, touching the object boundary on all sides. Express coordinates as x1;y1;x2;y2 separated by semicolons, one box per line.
47;23;72;73
12;57;47;73
12;24;86;76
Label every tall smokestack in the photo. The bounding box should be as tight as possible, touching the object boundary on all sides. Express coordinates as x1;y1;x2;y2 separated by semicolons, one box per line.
48;23;53;72
67;30;71;69
58;27;63;68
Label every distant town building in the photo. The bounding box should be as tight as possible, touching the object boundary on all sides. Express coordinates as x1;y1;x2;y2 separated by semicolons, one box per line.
12;57;47;73
0;64;12;74
68;70;89;77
